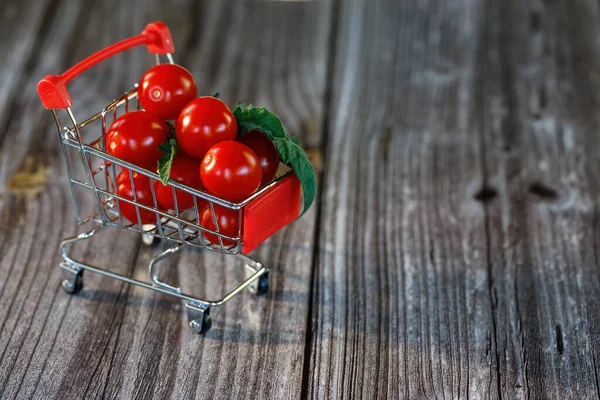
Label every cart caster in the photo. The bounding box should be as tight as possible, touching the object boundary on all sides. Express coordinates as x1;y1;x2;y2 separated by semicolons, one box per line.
142;233;160;246
60;263;84;295
249;271;269;296
186;302;211;334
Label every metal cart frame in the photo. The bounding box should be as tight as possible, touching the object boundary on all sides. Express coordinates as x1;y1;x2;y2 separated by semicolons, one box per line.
37;22;300;334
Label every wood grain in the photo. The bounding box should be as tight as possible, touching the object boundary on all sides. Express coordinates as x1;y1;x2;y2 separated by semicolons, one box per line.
306;0;496;397
3;0;600;398
480;0;600;398
0;1;331;399
306;0;600;398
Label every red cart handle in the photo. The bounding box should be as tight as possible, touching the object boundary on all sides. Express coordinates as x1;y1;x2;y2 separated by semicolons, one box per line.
37;22;174;109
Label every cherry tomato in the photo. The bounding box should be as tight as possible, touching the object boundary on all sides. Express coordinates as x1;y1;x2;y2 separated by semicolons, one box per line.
116;169;162;224
138;64;197;120
175;97;237;159
106;110;169;169
200;141;262;201
199;204;240;248
237;130;280;186
153;153;206;211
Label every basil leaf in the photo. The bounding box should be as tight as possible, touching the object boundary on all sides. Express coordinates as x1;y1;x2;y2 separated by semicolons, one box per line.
157;140;178;185
289;136;303;146
274;137;316;215
233;103;317;214
158;143;171;153
232;104;286;139
232;102;246;121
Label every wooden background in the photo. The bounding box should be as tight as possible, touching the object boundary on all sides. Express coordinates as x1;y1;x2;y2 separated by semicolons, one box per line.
1;0;600;398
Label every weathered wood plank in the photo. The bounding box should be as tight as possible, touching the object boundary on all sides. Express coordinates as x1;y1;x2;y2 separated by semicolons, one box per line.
0;1;331;399
480;0;600;398
309;0;600;398
5;0;600;398
0;0;58;189
306;0;497;398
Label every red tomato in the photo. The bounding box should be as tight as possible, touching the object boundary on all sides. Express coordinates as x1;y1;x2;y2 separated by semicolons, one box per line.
106;110;169;169
116;169;162;224
138;64;197;120
175;97;237;159
199;204;240;248
200;141;262;201
153;153;206;211
237;130;280;186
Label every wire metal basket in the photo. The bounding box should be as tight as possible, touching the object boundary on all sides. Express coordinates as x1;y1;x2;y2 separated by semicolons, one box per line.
37;22;302;334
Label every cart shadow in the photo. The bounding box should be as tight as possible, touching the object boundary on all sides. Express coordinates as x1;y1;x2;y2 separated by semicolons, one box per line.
200;326;305;345
75;289;308;345
78;282;311;305
77;289;182;312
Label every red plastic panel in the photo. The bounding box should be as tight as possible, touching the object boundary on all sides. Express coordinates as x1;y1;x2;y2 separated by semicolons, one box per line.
243;174;302;254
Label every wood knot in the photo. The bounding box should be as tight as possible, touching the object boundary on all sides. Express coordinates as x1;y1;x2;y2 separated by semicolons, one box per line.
5;155;50;225
6;155;50;198
474;185;498;203
528;181;559;202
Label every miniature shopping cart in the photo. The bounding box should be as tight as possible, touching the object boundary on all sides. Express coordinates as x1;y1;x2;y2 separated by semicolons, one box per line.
37;22;302;334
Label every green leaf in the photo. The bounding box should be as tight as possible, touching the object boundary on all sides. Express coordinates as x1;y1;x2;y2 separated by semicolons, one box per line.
274;137;316;215
157;143;171;153
290;153;317;215
157;141;178;185
232;102;247;122
289;136;303;146
273;137;295;161
232;103;316;215
232;104;286;139
213;92;220;98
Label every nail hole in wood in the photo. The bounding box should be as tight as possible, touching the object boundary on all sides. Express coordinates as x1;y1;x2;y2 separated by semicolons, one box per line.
544;40;551;56
555;324;564;355
539;85;547;110
529;10;541;32
474;186;498;203
532;85;547;120
528;181;559;201
379;126;392;162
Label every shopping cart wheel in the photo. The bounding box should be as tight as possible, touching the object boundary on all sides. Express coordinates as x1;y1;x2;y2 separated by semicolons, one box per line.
249;271;269;296
186;302;212;334
60;264;84;295
142;233;160;246
189;313;212;334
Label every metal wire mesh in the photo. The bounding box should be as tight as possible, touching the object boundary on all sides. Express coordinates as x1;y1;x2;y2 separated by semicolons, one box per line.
52;88;259;254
